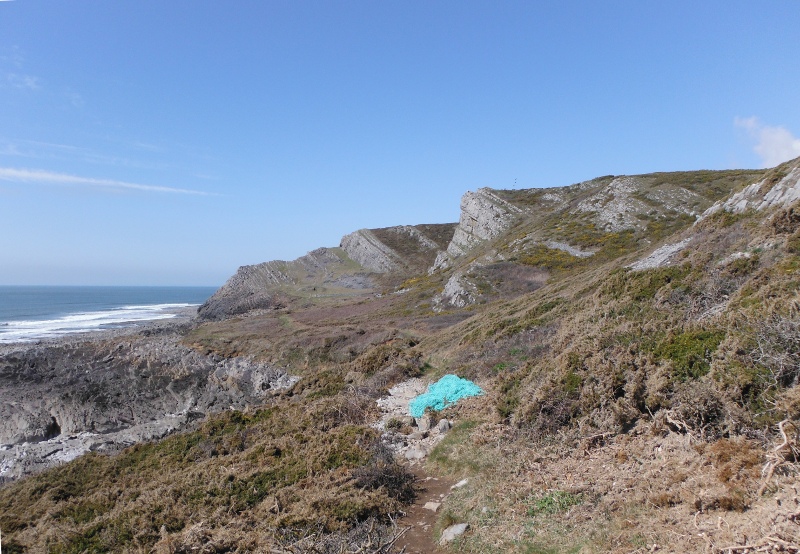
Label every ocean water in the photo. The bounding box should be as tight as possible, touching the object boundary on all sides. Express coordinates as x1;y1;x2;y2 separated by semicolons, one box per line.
0;286;218;343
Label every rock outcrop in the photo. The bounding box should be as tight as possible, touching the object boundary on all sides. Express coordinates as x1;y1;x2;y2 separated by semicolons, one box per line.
198;247;371;321
197;263;287;321
341;223;456;274
699;158;800;220
573;176;653;231
627;157;800;271
431;188;525;272
628;237;693;271
340;229;401;273
0;329;297;479
432;271;478;311
201;224;457;321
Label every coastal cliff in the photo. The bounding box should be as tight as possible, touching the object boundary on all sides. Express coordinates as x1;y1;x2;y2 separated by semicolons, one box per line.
197;247;370;320
341;223;455;274
199;223;456;320
431;188;525;272
3;158;800;553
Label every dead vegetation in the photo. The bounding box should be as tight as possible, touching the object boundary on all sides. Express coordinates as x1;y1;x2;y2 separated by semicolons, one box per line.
2;161;800;552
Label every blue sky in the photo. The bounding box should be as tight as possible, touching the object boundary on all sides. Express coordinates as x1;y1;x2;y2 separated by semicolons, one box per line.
1;1;798;286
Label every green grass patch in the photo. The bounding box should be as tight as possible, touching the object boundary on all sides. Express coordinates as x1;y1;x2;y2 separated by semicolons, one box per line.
654;329;725;381
526;490;583;516
601;265;692;303
497;376;522;420
428;420;484;474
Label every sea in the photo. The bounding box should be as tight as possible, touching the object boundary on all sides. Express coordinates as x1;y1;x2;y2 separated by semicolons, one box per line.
0;286;218;344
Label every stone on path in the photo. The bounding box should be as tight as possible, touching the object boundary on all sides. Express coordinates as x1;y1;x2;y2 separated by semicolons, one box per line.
415;415;433;432
423;501;441;512
451;478;468;489
439;523;469;544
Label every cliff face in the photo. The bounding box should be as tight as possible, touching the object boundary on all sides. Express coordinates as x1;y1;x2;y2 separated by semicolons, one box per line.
431;188;525;272
200;224;456;321
196;263;287;321
628;156;800;272
339;229;400;273
428;169;766;309
700;157;800;220
202;167;771;318
341;223;456;274
197;247;370;321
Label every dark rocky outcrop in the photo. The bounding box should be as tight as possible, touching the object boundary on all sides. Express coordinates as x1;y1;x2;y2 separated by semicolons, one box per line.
0;326;297;479
197;263;287;321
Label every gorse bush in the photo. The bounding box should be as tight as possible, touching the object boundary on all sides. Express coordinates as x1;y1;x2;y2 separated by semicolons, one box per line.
654;329;726;381
0;397;415;552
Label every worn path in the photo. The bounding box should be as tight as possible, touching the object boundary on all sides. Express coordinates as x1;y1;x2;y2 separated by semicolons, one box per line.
372;378;464;552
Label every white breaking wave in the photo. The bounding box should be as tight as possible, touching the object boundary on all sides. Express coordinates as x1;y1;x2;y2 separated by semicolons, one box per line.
0;303;196;343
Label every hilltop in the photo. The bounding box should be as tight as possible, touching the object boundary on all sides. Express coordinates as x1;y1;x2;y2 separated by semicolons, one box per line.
1;158;799;552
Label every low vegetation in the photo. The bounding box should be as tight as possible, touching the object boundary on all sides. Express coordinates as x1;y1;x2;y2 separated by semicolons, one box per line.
2;161;800;552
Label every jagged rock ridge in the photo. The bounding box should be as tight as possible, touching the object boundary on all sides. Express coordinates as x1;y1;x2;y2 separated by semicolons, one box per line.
200;223;456;320
202;166;771;317
631;156;800;271
431;188;525;272
428;168;764;309
198;247;370;321
340;223;455;274
0;331;297;479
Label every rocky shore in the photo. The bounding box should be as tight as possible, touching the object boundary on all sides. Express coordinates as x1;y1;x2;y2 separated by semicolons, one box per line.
0;311;297;481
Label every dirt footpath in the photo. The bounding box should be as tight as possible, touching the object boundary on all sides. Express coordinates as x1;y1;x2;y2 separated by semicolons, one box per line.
373;378;464;552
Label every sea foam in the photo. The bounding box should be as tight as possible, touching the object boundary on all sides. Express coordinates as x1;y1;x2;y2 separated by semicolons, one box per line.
0;303;194;343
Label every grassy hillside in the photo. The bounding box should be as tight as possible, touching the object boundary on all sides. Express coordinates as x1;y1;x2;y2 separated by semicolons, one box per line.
2;161;799;552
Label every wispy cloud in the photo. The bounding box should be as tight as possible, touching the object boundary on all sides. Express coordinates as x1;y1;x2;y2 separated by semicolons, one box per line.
131;141;163;152
0;167;213;195
66;89;84;108
735;116;800;168
0;139;173;170
0;46;24;68
5;72;39;90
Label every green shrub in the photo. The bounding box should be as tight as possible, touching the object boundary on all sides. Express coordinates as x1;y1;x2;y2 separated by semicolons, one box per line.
519;245;583;272
655;329;725;381
497;376;522;420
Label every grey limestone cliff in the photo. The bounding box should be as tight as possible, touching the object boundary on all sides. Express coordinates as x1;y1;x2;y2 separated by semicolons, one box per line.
700;158;800;220
340;229;403;273
628;157;800;272
198;247;370;321
431;188;525;272
341;223;456;274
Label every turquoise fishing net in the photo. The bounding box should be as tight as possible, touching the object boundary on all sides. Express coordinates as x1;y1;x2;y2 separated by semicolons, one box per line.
409;374;484;417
